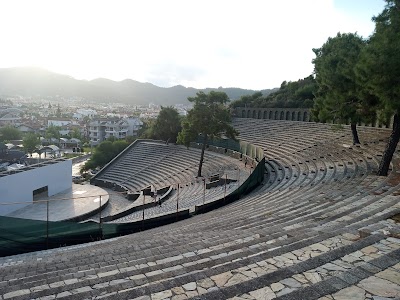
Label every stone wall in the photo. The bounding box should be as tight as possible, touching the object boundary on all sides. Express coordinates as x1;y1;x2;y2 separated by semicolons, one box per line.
235;107;311;122
234;107;394;128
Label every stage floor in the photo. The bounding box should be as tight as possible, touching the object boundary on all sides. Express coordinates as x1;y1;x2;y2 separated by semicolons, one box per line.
7;184;109;222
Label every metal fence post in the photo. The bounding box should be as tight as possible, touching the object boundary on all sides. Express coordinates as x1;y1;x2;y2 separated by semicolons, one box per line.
46;200;49;250
99;195;102;239
203;178;206;205
142;193;145;230
177;183;179;213
224;174;227;204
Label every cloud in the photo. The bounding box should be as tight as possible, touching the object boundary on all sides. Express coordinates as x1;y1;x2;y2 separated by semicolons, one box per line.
146;63;207;87
0;0;385;90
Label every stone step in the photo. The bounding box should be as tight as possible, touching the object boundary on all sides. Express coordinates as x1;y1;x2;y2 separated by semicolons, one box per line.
0;231;355;299
226;236;400;300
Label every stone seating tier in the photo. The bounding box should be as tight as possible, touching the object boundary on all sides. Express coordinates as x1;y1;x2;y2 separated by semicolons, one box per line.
1;119;400;300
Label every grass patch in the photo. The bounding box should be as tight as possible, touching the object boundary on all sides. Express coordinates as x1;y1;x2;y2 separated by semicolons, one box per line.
63;153;84;159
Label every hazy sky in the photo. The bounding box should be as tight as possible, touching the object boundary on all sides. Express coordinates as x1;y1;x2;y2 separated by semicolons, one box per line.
0;0;385;90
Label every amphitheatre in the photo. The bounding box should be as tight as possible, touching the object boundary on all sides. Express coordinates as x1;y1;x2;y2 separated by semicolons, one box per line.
1;113;400;300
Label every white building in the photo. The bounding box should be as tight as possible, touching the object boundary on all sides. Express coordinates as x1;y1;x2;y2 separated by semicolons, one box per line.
89;117;143;146
73;109;97;120
47;118;73;127
0;159;72;215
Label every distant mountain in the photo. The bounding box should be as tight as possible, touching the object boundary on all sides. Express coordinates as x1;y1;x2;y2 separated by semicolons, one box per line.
0;67;278;105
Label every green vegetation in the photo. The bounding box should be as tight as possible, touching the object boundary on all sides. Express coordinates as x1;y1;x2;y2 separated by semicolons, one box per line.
357;0;400;176
313;0;399;175
23;133;40;155
230;76;316;109
45;125;61;140
137;119;155;139
139;107;182;143
152;106;182;143
178;91;238;177
0;126;22;142
81;140;129;173
69;128;82;140
312;33;378;145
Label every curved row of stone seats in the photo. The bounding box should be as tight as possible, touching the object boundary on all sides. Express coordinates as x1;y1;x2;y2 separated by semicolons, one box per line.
2;120;400;299
0;206;398;300
108;167;248;223
94;140;242;194
109;182;240;223
92;140;248;224
3;185;396;300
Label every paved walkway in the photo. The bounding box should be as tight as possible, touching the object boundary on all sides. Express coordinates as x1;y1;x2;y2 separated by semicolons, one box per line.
6;184;109;221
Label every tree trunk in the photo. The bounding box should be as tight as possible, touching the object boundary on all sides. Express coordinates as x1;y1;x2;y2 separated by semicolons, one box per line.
351;123;360;145
197;134;207;177
378;113;400;176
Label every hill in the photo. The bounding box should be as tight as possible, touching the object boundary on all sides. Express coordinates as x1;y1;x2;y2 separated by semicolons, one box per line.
230;75;316;109
0;67;277;105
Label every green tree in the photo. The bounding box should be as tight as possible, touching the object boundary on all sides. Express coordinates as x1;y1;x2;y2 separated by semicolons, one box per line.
312;32;370;144
138;119;155;139
70;128;82;140
152;106;182;143
125;136;137;144
107;136;117;142
229;76;316;109
23;133;39;155
81;140;129;172
177;91;238;177
230;92;264;109
0;126;22;141
357;0;400;175
45;125;61;140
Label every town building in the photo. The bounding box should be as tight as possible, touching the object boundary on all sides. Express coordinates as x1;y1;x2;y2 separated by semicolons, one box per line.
89;117;143;146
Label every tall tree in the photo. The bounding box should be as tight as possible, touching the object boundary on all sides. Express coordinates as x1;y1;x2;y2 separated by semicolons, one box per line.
45;125;61;140
70;128;82;140
177;91;238;177
56;104;61;117
23;133;39;156
312;32;369;145
152;106;182;143
0;126;22;141
357;0;400;176
81;140;129;172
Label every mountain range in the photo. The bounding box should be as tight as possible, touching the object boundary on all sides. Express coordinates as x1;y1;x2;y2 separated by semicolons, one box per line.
0;67;278;105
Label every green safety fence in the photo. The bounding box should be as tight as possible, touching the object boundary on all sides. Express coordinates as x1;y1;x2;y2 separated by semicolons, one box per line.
0;210;191;257
0;138;266;257
196;136;241;152
194;157;265;214
0;216;102;257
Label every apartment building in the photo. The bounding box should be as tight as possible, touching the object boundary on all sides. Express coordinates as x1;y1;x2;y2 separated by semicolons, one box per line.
89;117;142;146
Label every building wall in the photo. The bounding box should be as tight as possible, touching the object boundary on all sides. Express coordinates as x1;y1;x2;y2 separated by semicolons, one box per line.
48;120;72;127
89;118;143;145
235;107;311;122
0;159;72;215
